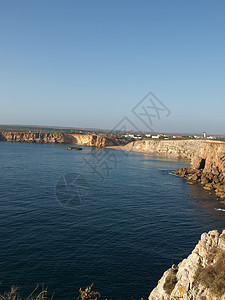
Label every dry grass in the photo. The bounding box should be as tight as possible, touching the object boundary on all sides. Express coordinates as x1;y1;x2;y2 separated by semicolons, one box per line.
163;270;177;295
195;251;225;296
0;284;107;300
0;285;52;300
76;283;101;300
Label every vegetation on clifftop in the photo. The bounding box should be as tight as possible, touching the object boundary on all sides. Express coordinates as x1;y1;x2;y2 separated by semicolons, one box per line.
195;250;225;296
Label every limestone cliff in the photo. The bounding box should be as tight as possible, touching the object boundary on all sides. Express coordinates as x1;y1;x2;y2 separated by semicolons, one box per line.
0;131;64;143
149;230;225;300
123;139;205;159
123;139;225;166
0;131;122;148
67;134;121;147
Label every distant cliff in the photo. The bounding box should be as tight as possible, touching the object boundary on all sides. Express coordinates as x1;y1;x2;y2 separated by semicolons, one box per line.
0;131;123;148
65;133;121;147
0;131;64;143
123;139;204;159
149;230;225;300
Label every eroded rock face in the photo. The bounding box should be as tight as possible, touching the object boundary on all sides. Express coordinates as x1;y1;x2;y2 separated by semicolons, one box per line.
0;131;65;143
123;139;225;200
173;141;225;201
70;134;121;147
0;131;123;148
123;140;204;159
149;230;225;300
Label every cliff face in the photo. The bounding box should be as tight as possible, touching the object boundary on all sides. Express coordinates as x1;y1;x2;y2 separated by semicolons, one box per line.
191;141;225;175
124;139;225;199
123;139;205;159
149;230;225;300
0;131;121;148
123;139;225;164
69;134;120;147
0;131;65;143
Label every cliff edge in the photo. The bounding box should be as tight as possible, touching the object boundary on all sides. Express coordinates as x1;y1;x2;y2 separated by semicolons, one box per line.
149;230;225;300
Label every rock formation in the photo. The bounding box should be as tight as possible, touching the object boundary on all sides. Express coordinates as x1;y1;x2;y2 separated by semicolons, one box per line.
123;139;205;159
66;133;122;147
122;139;225;200
174;141;225;201
0;131;124;148
0;131;65;143
149;230;225;300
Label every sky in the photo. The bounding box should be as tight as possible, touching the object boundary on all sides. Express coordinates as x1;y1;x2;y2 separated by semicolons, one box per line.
0;0;225;134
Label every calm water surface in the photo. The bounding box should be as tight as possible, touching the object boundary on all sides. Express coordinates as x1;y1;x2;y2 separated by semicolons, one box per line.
0;141;224;299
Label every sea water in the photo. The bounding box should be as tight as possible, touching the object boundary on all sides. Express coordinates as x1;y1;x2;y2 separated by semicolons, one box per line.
0;141;224;299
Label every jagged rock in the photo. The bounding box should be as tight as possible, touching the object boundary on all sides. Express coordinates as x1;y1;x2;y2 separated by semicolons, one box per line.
149;230;225;300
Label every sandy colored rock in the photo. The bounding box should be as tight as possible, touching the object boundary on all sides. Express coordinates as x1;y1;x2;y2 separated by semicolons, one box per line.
149;230;225;300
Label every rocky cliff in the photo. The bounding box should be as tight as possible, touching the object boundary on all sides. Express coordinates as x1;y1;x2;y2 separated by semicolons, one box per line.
66;133;121;147
0;131;65;143
0;131;122;148
149;230;225;300
123;139;225;199
123;139;204;159
174;141;225;201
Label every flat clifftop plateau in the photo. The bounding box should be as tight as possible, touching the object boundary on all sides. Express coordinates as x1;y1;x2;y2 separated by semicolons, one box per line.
149;230;225;300
0;131;65;143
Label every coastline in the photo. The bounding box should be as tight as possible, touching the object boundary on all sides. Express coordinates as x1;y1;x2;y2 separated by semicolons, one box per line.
109;139;225;203
1;135;225;298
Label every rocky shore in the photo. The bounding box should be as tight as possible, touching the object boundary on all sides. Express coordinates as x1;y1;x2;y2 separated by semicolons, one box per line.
149;230;225;300
175;166;225;202
174;142;225;202
121;139;225;202
121;139;225;299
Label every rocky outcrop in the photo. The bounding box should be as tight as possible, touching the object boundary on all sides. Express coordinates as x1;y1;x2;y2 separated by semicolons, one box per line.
0;131;65;143
174;141;225;201
122;139;225;200
149;230;225;300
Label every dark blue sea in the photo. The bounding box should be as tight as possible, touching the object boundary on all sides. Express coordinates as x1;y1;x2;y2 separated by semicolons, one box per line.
0;141;224;299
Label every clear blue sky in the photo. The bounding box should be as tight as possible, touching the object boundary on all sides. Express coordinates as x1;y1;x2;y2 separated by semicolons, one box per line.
0;0;225;134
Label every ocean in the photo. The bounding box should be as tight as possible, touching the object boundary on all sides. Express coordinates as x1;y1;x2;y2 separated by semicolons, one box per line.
0;141;224;299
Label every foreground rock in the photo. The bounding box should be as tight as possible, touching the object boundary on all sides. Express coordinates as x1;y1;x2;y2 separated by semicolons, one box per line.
149;230;225;300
